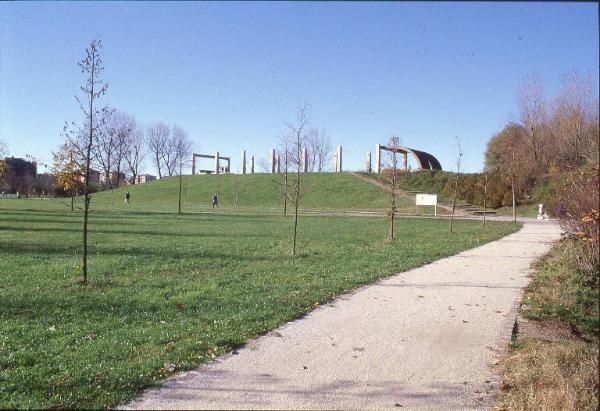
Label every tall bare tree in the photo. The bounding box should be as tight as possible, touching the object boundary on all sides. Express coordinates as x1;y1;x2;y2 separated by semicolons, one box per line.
146;122;170;178
109;110;136;188
449;136;463;233
125;122;145;184
307;128;333;172
93;116;116;189
518;74;547;170
552;71;598;168
285;104;310;256
384;135;401;241
64;38;110;284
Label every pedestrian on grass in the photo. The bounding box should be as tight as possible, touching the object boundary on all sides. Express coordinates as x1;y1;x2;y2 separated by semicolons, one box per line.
125;191;130;207
212;193;218;208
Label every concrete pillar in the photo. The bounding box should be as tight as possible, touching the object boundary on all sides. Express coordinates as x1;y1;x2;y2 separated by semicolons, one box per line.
337;145;342;172
334;152;338;172
241;150;246;174
192;154;196;175
367;151;372;173
250;156;255;173
215;151;220;175
376;144;381;173
403;153;408;171
302;146;308;172
270;149;276;173
276;154;281;173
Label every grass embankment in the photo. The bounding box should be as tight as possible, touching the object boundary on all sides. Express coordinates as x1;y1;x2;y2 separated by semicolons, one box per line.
0;204;519;409
496;240;599;410
94;172;413;213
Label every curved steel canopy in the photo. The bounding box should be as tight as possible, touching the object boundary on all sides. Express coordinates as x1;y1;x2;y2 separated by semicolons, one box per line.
379;145;443;170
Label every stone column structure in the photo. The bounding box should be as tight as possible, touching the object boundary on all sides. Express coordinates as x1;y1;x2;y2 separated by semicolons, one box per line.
276;154;281;173
336;146;342;172
241;150;246;174
250;156;255;173
192;154;196;175
376;144;382;173
302;146;308;172
215;151;220;175
367;151;372;173
403;153;408;171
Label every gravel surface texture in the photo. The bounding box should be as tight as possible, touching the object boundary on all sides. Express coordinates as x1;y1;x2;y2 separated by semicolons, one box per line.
123;220;561;410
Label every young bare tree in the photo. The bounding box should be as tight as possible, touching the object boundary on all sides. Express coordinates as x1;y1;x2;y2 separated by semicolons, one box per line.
285;104;310;256
125;122;145;184
64;38;110;284
307;128;332;172
449;136;463;233
499;126;525;223
277;138;292;216
383;135;401;241
146;122;170;178
172;125;193;213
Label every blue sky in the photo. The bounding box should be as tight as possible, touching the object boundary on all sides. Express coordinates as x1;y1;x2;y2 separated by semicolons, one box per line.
1;2;598;174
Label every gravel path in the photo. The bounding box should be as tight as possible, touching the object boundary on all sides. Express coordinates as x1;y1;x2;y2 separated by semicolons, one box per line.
123;221;561;410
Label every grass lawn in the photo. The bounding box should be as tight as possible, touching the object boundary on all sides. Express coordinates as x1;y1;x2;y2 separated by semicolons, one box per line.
0;203;520;409
496;239;599;410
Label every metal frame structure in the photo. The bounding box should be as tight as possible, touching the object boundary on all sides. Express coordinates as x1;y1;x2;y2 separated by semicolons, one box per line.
191;152;231;175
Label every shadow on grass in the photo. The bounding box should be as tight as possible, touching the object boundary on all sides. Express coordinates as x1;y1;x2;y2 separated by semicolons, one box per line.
0;241;284;262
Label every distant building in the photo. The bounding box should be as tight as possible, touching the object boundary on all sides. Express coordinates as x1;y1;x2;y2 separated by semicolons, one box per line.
135;174;157;184
100;171;127;188
78;169;101;186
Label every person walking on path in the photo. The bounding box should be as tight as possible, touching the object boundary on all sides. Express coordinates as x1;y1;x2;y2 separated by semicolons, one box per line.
212;193;218;208
125;191;130;207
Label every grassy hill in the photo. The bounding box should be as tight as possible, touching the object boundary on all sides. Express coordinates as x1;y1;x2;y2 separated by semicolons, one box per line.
86;172;415;213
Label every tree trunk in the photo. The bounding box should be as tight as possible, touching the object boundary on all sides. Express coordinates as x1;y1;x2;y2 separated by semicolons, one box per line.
82;90;94;284
71;189;74;212
283;171;288;217
483;174;487;227
178;162;182;214
450;174;458;233
511;175;516;222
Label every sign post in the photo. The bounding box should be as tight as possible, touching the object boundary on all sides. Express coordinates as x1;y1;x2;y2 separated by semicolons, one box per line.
415;193;438;216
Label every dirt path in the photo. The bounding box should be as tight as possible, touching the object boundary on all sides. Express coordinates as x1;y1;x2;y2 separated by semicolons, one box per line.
349;172;463;216
123;221;561;410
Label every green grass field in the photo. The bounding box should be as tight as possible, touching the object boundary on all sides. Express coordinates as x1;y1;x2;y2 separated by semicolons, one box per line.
0;185;521;409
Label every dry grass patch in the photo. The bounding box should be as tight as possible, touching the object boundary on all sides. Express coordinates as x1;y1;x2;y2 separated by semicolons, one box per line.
496;337;598;411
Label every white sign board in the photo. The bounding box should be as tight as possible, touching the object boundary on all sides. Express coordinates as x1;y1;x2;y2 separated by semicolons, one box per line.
416;193;438;206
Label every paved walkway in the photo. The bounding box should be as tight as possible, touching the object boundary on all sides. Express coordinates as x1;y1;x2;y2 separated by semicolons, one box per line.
123;221;561;410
